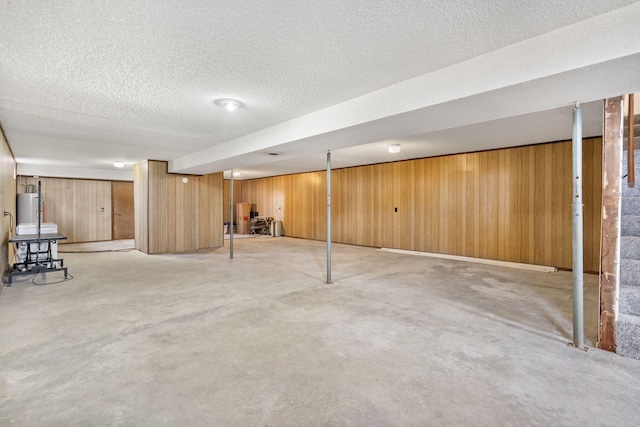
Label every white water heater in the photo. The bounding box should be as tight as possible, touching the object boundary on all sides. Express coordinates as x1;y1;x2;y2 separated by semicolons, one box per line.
17;193;43;224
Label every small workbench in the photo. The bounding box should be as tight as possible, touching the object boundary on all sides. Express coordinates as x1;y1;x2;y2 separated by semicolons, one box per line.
7;233;68;285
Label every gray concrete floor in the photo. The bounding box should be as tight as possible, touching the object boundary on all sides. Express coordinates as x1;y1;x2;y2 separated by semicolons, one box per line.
1;237;639;426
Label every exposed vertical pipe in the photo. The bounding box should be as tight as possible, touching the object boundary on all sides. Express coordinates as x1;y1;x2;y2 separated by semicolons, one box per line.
37;180;42;239
628;93;635;188
327;150;332;284
572;103;585;349
230;170;234;259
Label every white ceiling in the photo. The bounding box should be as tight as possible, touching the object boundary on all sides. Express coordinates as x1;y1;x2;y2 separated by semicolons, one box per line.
2;1;640;181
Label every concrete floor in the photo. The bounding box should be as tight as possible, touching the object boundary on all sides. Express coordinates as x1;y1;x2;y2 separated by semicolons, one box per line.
1;237;639;425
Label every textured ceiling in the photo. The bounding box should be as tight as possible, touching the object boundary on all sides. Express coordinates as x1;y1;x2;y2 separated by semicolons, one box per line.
1;1;640;180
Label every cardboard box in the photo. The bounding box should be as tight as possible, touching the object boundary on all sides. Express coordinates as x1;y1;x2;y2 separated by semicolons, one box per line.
235;203;251;234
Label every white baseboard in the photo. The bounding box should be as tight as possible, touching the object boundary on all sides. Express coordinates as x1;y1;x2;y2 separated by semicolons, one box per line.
378;248;557;273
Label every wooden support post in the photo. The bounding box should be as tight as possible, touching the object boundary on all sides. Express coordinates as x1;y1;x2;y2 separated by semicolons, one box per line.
598;97;624;351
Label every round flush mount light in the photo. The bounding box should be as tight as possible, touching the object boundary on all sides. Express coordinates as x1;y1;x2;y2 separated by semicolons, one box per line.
388;144;401;153
113;161;124;168
215;98;244;112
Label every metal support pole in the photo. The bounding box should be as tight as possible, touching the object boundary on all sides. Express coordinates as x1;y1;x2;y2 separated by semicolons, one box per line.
327;151;332;284
37;180;42;239
628;94;635;188
571;103;585;350
230;170;234;259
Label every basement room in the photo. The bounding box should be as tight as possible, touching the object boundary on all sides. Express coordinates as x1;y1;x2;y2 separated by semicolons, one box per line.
1;1;640;425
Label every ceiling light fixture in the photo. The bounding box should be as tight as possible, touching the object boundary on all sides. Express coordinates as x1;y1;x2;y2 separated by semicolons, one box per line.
388;144;401;153
113;161;124;168
215;98;243;112
232;171;241;177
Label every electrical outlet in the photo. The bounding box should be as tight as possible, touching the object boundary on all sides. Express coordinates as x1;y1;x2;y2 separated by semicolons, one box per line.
4;211;10;216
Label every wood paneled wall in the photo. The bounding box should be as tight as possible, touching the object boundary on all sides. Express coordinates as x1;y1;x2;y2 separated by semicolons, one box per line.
198;172;224;249
134;161;149;254
0;128;16;282
223;179;243;223
147;161;198;253
17;176;112;243
134;160;223;254
241;138;603;271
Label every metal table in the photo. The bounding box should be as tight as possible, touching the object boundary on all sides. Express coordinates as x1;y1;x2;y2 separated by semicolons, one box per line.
7;233;68;284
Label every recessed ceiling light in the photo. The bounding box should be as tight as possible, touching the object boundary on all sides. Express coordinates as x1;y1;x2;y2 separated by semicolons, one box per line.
388;144;401;154
113;161;124;168
267;152;281;156
215;98;244;112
